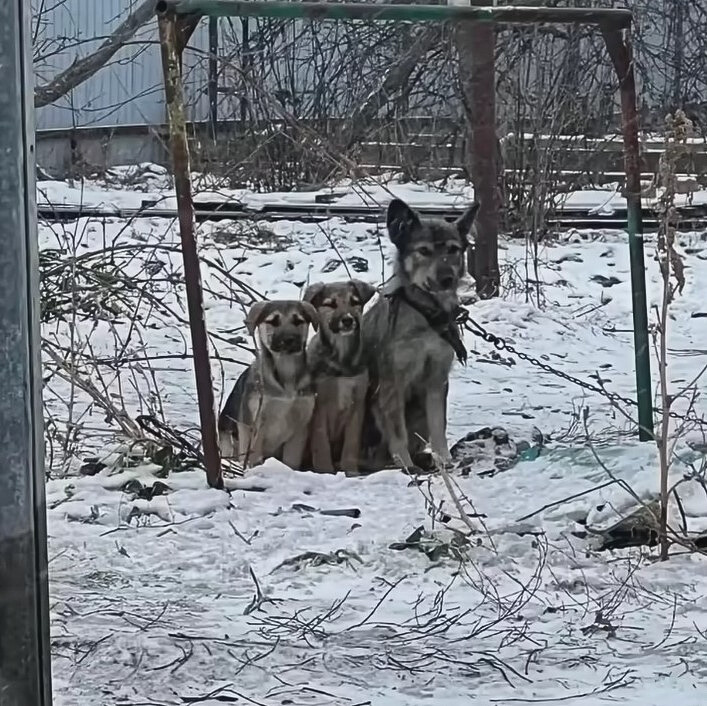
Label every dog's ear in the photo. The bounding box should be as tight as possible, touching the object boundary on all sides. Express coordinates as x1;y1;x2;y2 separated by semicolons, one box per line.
245;300;272;336
455;202;481;239
299;301;319;331
386;198;420;247
302;282;325;308
350;279;377;305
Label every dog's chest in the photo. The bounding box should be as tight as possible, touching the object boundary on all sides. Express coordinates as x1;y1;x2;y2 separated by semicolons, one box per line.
399;325;455;381
317;373;366;414
255;393;314;436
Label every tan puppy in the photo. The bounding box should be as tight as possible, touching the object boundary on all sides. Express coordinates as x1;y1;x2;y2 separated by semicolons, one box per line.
304;279;376;473
218;300;319;470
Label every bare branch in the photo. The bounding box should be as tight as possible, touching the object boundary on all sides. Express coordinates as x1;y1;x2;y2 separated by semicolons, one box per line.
34;0;156;108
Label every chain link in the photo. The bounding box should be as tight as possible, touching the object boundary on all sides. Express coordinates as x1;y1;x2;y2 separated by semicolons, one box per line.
458;312;707;428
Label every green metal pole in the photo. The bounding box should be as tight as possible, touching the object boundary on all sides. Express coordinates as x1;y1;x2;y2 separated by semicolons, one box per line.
603;27;654;441
627;201;654;441
155;0;632;27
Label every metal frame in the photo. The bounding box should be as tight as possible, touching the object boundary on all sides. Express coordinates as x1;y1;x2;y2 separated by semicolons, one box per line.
0;0;53;703
155;1;654;471
156;1;632;25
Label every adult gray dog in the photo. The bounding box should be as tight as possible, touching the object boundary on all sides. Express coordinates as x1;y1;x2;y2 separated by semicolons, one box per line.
361;198;480;473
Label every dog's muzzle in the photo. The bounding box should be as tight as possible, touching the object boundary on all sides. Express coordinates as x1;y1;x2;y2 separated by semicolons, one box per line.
431;266;459;292
271;333;305;353
330;313;358;334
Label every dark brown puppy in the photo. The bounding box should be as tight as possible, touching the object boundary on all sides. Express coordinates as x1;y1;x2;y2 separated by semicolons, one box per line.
304;279;376;473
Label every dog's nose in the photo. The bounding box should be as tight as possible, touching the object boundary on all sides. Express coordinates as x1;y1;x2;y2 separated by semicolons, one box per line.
281;333;302;349
340;314;355;330
439;273;455;289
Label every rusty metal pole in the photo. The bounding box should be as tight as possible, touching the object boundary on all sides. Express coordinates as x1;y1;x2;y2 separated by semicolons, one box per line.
455;1;500;298
602;26;654;441
158;11;223;487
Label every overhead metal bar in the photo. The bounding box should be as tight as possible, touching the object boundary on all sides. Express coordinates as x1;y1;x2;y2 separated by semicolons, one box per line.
155;1;632;27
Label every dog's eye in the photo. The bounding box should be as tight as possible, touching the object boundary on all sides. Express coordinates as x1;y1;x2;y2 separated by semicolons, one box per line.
417;247;433;257
291;315;305;326
265;314;281;327
350;297;361;307
447;244;462;255
322;299;337;309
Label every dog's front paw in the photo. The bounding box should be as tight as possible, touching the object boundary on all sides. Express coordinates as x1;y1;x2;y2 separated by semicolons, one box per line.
411;450;445;474
337;457;360;474
399;461;434;476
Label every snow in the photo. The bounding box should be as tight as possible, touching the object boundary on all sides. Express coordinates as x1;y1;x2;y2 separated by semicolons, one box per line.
41;172;707;705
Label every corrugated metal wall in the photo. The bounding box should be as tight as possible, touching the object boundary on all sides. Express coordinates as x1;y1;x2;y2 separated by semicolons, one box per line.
33;1;701;131
34;0;211;129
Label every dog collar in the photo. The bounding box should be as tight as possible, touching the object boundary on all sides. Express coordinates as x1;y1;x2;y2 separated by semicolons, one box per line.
386;286;468;366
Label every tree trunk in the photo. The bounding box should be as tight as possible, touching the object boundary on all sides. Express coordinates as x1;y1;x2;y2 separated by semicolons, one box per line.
455;11;500;299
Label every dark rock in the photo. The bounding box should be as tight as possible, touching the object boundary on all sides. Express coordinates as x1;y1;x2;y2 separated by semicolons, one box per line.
292;503;317;513
492;427;509;445
452;427;493;447
136;481;170;501
590;275;622;287
593;501;659;551
389;525;470;562
151;445;174;472
122;479;144;495
319;508;361;518
555;254;583;264
79;459;106;476
348;256;369;273
531;427;545;446
122;479;170;501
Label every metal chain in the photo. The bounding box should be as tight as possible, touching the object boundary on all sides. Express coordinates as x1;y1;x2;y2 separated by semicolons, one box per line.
458;312;707;428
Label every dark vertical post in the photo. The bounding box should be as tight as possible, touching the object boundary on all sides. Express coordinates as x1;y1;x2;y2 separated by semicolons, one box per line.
0;0;53;704
208;15;219;137
456;2;500;298
158;10;224;487
241;17;250;122
603;26;654;441
672;0;684;107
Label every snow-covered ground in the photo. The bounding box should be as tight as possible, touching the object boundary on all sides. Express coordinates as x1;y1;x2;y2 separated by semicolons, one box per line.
42;174;707;705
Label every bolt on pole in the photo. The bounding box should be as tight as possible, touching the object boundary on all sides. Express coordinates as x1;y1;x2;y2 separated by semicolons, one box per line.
0;0;53;704
158;11;224;488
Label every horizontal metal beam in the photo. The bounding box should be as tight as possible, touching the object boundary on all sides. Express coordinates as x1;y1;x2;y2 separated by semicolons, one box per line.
155;1;632;27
